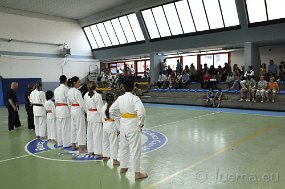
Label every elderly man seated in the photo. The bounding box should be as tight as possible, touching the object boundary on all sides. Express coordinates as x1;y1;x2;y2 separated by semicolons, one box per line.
239;74;256;102
157;72;167;89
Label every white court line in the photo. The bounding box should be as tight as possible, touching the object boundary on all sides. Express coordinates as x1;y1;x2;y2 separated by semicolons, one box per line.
149;112;220;129
0;154;30;163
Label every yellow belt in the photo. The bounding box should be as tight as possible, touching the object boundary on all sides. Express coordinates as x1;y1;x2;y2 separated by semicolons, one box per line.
121;113;137;118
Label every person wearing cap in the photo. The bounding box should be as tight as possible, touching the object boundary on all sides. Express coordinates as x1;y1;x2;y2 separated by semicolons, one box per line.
54;75;71;147
84;81;104;157
109;79;148;180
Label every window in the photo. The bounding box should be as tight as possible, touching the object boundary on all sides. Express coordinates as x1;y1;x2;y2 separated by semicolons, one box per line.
141;0;240;40
201;55;214;67
201;53;229;68
137;61;145;73
245;0;285;24
83;27;98;49
83;13;145;50
163;3;183;35
203;0;224;29
142;9;160;39
166;58;178;70
183;56;197;69
175;0;196;33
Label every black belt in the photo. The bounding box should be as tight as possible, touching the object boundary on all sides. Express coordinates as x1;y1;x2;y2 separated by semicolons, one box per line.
33;103;44;107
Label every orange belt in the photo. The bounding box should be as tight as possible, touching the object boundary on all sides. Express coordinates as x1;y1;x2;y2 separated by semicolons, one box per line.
71;104;80;107
47;110;52;113
104;118;115;122
88;109;97;112
56;103;68;106
121;113;138;118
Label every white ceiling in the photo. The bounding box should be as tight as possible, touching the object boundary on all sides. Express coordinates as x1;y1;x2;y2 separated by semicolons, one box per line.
0;0;138;19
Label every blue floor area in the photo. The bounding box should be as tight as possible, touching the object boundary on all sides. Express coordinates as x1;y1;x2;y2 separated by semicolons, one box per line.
144;103;285;117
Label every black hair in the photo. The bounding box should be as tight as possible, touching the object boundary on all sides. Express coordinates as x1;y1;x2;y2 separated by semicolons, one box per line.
27;82;34;90
46;91;54;100
67;79;72;88
124;79;134;92
59;75;67;84
35;80;42;91
69;76;79;87
105;93;115;119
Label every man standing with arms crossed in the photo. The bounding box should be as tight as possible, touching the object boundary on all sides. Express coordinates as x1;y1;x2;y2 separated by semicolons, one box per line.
54;75;71;148
109;79;148;180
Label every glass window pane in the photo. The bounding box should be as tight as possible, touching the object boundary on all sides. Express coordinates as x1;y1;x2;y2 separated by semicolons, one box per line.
175;0;196;33
163;3;183;35
183;56;197;69
117;63;125;74
97;23;112;47
142;10;160;39
90;25;105;48
266;0;285;20
166;58;178;70
111;18;127;44
219;0;240;27
201;55;214;66
104;21;119;46
83;27;98;49
188;0;209;31
127;13;145;41
245;0;267;23
146;60;150;70
119;16;136;43
152;6;171;37
137;61;145;72
203;0;224;29
214;53;228;68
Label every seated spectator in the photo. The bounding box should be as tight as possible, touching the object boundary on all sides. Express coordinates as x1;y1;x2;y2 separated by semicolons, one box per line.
239;74;256;101
189;64;197;82
231;69;243;90
233;64;240;73
255;75;267;102
167;72;176;89
202;70;217;90
244;66;254;79
182;70;190;89
222;63;232;81
206;88;215;107
265;77;279;103
157;72;167;89
203;63;209;74
174;74;182;89
268;60;278;79
208;65;217;80
226;73;234;90
214;88;223;108
217;65;223;82
166;65;172;77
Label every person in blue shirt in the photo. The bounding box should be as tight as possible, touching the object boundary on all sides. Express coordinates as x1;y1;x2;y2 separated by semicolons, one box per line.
268;60;278;79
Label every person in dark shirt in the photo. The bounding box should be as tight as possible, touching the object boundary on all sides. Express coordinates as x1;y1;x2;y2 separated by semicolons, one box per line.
25;83;35;130
6;82;21;131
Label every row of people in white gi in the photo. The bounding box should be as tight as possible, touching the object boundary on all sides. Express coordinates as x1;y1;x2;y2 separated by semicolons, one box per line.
30;76;147;180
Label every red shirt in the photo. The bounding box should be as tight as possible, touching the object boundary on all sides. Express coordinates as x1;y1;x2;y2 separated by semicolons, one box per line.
203;73;211;81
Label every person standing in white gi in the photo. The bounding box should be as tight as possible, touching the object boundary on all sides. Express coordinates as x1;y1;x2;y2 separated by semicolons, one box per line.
54;75;71;148
84;81;103;157
102;93;120;165
30;81;46;139
109;79;148;180
44;91;56;143
67;76;87;153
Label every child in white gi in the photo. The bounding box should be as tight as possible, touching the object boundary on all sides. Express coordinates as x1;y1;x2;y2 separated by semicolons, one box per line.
67;76;86;153
44;91;56;143
84;81;104;157
109;79;148;180
30;81;46;139
102;93;120;165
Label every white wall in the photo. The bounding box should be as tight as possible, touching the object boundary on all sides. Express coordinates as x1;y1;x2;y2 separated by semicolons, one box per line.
0;11;99;89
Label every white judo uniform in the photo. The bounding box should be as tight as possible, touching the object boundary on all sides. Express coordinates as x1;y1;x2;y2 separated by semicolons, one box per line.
54;84;71;147
44;100;56;141
109;92;146;172
67;88;86;146
102;104;120;160
30;89;47;138
84;91;103;154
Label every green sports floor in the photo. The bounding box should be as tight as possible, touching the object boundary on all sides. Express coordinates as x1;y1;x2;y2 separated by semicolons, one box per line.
0;103;284;189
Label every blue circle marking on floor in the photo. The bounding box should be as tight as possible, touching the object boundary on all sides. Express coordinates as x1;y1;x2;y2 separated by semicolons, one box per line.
25;129;168;161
